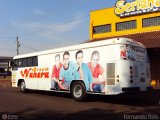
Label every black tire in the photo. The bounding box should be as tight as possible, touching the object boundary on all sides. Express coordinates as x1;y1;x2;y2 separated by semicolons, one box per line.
20;81;27;93
71;81;86;101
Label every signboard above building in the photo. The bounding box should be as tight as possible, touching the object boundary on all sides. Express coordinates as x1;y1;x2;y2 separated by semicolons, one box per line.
0;62;9;68
115;0;160;17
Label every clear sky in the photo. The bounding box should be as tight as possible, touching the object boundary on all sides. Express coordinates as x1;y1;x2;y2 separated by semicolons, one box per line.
0;0;117;56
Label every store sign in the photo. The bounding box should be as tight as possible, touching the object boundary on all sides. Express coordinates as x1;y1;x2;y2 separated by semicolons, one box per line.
0;62;8;68
115;0;160;17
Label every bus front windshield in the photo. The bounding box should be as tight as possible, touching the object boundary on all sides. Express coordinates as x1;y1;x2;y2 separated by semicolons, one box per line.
120;44;147;62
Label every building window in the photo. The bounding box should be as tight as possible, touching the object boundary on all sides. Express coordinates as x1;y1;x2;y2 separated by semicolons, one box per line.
143;16;160;28
93;24;111;34
116;20;136;31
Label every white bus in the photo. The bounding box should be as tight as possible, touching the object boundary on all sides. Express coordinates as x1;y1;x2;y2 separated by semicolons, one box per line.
11;38;151;101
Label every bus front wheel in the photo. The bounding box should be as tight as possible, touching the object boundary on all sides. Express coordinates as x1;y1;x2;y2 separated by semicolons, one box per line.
20;81;27;92
71;81;86;101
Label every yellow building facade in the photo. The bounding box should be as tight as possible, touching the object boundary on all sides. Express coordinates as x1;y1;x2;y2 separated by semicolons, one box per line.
90;0;160;40
89;0;160;88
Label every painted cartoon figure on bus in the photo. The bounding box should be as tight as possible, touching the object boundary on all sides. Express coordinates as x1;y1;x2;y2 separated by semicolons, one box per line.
75;50;93;91
88;51;105;93
51;54;62;90
59;51;78;90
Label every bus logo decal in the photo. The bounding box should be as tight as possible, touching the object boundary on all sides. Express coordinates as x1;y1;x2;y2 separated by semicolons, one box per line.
20;67;49;79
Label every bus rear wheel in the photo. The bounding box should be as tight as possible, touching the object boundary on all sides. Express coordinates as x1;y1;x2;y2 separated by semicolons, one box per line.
71;81;86;101
20;81;27;92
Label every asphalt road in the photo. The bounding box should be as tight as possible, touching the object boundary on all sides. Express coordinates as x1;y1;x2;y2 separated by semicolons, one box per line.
0;87;160;120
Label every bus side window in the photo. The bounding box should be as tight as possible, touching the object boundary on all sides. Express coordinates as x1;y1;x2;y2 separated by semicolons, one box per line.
28;57;33;66
33;56;38;66
18;59;22;67
27;57;38;67
22;58;28;67
21;56;38;67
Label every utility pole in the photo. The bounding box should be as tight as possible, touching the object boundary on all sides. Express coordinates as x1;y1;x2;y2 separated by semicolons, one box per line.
16;36;20;55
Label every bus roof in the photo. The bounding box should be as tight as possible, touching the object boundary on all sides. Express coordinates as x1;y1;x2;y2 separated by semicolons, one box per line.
13;37;145;59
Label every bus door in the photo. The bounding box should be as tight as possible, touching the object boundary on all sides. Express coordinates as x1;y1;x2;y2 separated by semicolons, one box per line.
11;59;20;87
12;68;18;87
106;61;121;94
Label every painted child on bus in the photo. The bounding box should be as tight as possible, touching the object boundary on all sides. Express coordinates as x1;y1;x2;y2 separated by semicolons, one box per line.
88;51;105;93
51;54;62;90
59;51;78;90
120;45;135;61
120;46;127;60
75;50;93;91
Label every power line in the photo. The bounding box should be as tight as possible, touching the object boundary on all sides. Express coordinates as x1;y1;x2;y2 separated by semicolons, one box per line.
0;36;15;39
20;43;38;52
0;47;14;51
0;14;89;39
22;29;44;37
19;15;89;37
0;14;89;55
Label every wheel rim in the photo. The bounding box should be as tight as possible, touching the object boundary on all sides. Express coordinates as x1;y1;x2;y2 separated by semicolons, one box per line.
73;85;82;98
21;82;25;91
